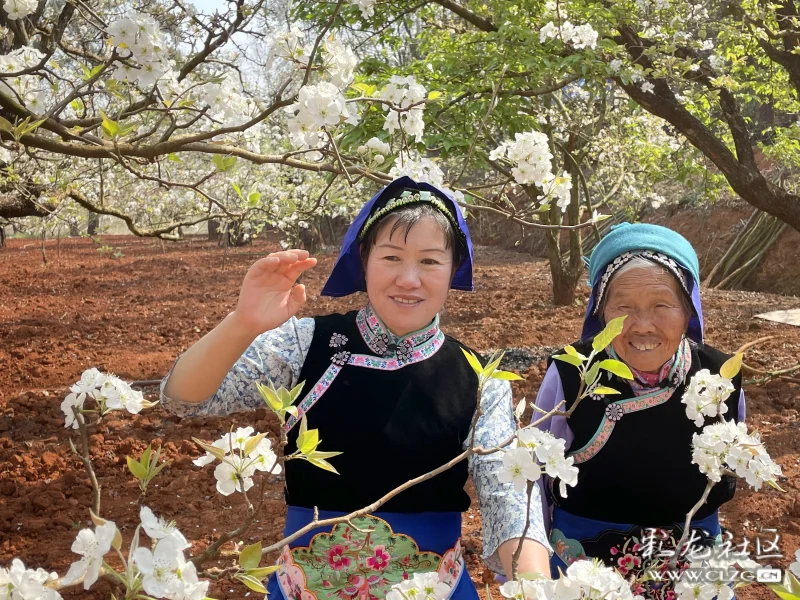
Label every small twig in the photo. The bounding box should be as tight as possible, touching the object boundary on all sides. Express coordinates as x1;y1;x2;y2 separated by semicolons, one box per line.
669;480;714;569
72;407;101;516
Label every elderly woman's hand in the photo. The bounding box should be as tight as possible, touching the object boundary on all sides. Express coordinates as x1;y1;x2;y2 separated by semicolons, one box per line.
232;250;318;336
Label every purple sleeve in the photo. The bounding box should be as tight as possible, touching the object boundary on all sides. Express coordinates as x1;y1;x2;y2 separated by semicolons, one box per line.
531;362;575;534
737;388;746;423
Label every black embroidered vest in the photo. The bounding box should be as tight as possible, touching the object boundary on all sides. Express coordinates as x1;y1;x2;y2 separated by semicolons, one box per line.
283;311;480;513
549;340;742;525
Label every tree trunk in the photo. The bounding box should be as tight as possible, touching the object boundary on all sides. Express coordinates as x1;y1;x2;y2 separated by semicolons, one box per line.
87;212;100;235
542;161;585;305
0;190;52;218
207;219;221;242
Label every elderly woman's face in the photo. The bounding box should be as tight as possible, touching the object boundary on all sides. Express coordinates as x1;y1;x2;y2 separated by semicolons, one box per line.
602;266;690;373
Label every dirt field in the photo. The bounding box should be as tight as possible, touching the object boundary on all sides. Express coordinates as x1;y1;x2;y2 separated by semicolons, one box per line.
1;235;798;600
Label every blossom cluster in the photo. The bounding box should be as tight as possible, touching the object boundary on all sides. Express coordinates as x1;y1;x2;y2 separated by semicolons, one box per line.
387;572;451;600
539;21;599;49
2;0;36;20
379;75;426;143
357;137;391;166
498;426;578;499
490;131;573;210
108;11;172;89
61;368;151;429
691;420;782;489
61;508;208;600
193;426;281;496
500;559;641;600
0;559;61;600
681;369;735;427
0;46;48;113
349;0;376;19
285;82;359;152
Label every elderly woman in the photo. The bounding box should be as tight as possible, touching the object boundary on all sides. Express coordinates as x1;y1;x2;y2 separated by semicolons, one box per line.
161;176;551;600
534;223;745;581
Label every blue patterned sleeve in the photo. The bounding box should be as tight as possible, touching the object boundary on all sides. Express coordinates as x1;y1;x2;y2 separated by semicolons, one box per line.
466;378;552;575
160;317;315;418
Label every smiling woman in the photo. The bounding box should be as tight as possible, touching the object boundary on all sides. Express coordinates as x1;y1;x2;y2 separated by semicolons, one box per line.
159;176;552;600
531;223;747;590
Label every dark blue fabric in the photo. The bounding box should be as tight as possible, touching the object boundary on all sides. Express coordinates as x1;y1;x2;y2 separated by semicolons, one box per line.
321;176;474;297
267;506;479;600
549;506;720;578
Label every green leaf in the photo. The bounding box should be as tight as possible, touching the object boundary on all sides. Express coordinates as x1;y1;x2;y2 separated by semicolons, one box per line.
592;386;622;395
491;370;524;381
592;316;627;352
192;438;226;461
289;381;305;401
100;111;120;138
243;432;267;457
719;353;742;379
564;345;587;360
427;91;442;101
247;191;261;207
0;116;12;132
126;455;149;480
585;363;600;388
767;478;787;493
306;450;343;460
232;183;244;201
140;444;152;467
212;154;237;172
236;574;267;594
307;457;339;474
167;153;181;162
239;541;262;570
248;565;280;579
298;429;320;455
256;383;282;412
461;348;484;376
553;354;583;367
597;359;634;380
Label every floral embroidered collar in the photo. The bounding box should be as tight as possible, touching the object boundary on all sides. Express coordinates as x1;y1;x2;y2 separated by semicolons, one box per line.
356;303;441;358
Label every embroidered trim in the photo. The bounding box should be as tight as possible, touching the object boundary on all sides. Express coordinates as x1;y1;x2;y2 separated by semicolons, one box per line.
285;364;342;432
358;190;464;244
569;339;691;464
276;515;464;600
357;303;439;356
593;250;690;315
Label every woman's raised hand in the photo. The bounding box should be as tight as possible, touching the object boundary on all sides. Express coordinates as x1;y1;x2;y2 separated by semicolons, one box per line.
232;250;318;336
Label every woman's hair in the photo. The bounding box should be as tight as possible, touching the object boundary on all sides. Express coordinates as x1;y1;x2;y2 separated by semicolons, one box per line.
600;256;693;317
359;201;466;269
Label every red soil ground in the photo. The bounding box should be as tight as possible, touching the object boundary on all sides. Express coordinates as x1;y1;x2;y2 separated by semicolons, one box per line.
0;236;798;599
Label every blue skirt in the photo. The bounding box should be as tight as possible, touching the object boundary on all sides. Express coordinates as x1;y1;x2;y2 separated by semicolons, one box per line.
267;506;478;600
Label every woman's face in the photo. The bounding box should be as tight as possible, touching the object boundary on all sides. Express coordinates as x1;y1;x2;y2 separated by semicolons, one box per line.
365;215;453;337
602;266;690;373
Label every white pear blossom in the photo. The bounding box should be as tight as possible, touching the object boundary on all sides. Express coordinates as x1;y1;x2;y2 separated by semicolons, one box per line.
214;456;256;496
380;75;427;142
692;420;782;489
497;447;541;493
0;559;61;600
285;82;357;150
682;369;734;426
60;391;86;429
3;0;37;20
133;536;185;598
641;81;656;94
349;0;376;19
323;39;358;89
539;20;598;49
249;438;281;475
62;521;118;590
140;507;190;549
